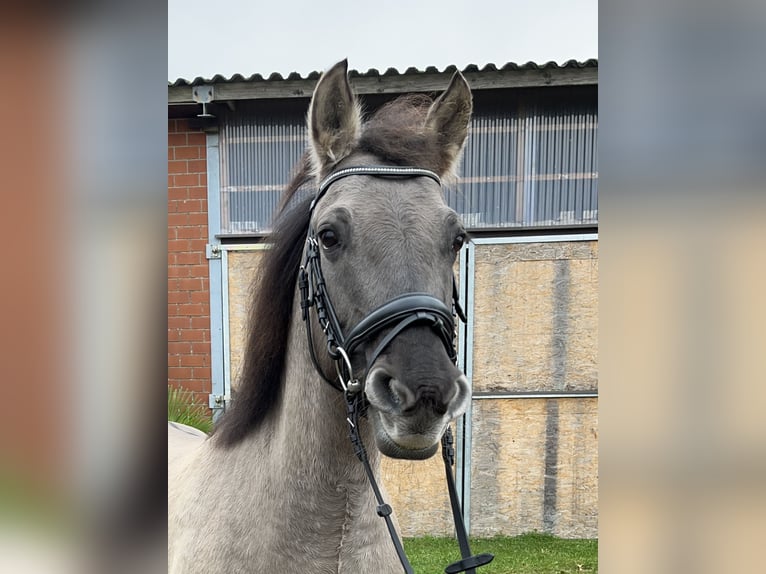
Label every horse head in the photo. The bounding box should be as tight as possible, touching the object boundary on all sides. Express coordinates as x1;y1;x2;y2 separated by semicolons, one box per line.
305;59;473;460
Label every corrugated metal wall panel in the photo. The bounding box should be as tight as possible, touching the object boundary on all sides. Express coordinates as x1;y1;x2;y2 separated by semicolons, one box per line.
219;106;307;233
218;92;597;234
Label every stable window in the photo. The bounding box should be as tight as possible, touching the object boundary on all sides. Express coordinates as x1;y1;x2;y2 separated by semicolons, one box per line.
218;88;597;235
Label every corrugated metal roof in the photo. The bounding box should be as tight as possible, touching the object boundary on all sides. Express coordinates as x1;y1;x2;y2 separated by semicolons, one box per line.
169;59;597;87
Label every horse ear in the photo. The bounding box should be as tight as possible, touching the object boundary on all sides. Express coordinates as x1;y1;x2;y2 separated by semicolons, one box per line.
307;59;362;177
425;71;473;177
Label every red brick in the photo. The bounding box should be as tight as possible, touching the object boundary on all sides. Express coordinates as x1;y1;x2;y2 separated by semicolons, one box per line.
168;329;181;342
168;187;188;201
187;159;206;173
179;200;205;213
168;160;188;175
174;119;189;131
189;264;209;277
191;342;210;354
168;292;189;305
187;238;207;252
168;239;187;252
176;252;202;265
187;187;207;200
177;277;203;291
180;354;207;367
179;329;206;342
192;366;211;379
178;303;207;316
187;132;207;145
181;380;208;393
190;316;209;329
168;367;192;380
168;133;187;146
173;173;199;187
169;342;192;355
187;213;208;226
167;147;175;161
198;173;207;186
175;146;201;160
189;291;209;304
176;227;206;240
168;213;187;227
168;266;190;278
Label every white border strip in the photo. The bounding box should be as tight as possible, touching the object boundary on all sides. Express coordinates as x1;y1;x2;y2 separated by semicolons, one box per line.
218;243;272;252
463;241;476;533
473;392;598;400
221;249;232;405
470;233;597;245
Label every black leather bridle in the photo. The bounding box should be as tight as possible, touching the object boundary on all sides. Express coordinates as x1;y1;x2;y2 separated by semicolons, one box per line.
298;165;493;574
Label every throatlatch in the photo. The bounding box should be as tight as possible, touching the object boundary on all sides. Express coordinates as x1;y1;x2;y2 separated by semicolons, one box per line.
299;165;494;574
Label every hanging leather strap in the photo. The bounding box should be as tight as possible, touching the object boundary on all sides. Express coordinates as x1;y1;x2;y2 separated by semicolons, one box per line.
346;393;414;574
441;428;494;574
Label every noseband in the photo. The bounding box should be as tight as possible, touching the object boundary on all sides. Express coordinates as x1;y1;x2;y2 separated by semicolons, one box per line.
298;166;492;574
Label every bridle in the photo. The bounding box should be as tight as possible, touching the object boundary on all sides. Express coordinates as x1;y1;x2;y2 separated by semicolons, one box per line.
298;165;493;574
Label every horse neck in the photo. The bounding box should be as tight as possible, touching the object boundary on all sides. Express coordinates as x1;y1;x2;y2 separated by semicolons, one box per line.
270;292;379;484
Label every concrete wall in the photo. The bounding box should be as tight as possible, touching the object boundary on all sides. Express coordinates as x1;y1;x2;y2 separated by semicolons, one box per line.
467;239;598;538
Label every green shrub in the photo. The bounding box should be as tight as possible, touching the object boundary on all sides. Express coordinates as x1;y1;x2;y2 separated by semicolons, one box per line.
167;385;213;433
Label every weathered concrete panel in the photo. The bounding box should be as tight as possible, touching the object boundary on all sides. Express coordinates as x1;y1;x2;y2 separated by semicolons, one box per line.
380;424;457;537
472;241;598;392
227;249;266;390
469;398;598;538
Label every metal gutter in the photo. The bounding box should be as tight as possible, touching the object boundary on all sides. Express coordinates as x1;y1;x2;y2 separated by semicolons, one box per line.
169;63;598;105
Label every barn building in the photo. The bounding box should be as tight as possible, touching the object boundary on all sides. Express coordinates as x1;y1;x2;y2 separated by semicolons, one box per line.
168;60;598;538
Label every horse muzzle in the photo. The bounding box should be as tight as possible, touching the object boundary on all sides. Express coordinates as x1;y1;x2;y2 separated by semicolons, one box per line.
363;335;471;460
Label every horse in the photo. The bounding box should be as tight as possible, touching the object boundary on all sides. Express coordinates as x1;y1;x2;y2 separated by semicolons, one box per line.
169;59;475;574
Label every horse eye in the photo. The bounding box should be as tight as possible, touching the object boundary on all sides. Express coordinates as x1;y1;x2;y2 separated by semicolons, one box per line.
452;234;466;253
318;229;339;250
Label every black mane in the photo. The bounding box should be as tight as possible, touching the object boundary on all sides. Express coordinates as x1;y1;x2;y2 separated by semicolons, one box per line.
213;157;312;447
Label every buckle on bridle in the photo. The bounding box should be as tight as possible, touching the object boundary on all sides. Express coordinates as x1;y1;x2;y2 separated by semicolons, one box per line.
334;346;362;395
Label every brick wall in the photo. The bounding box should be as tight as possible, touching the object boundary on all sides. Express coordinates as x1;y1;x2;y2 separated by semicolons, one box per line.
168;119;211;406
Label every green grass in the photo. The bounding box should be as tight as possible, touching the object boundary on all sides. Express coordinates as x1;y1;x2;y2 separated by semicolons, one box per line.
404;533;597;574
168;385;213;433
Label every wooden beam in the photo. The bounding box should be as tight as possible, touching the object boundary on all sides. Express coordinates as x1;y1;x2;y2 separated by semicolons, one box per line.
168;66;597;105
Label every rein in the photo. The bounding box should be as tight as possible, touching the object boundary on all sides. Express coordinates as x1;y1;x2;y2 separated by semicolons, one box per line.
298;166;493;574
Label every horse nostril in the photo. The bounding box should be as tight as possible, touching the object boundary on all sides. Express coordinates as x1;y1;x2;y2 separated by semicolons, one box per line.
366;368;469;417
366;368;415;414
416;387;449;416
